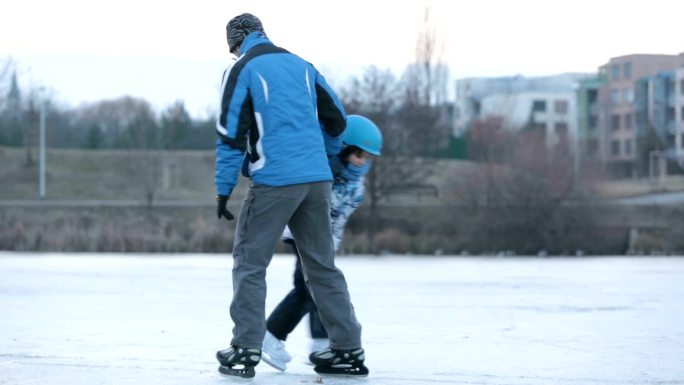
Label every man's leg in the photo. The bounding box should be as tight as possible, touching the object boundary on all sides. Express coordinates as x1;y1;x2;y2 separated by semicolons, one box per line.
229;184;304;349
287;182;362;351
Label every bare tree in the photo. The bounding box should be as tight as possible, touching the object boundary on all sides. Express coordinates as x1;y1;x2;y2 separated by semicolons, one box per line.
340;67;397;251
160;101;192;149
459;117;510;206
338;8;453;250
340;66;399;154
23;89;39;167
340;66;440;252
450;118;597;254
413;7;449;108
75;96;157;149
0;57;14;108
0;59;23;149
396;7;451;158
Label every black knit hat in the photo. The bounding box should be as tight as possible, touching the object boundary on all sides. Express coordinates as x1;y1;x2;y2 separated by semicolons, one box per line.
226;13;265;54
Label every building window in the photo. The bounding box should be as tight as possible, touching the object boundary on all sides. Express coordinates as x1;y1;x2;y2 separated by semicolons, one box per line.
611;64;620;80
681;106;684;121
589;115;598;129
681;134;684;148
588;90;598;105
473;100;481;116
555;122;568;135
554;100;568;114
611;140;620;156
636;111;646;126
681;79;684;95
624;139;632;155
624;113;632;129
612;114;621;130
623;62;632;79
624;87;634;103
532;122;546;131
532;100;546;112
611;89;621;104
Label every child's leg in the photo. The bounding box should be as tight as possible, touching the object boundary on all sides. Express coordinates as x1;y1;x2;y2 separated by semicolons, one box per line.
266;250;313;340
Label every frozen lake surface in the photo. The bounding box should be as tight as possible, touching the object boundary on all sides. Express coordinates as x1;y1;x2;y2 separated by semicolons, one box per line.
1;253;683;384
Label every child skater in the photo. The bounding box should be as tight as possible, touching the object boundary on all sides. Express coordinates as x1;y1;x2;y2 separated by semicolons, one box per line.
260;114;383;371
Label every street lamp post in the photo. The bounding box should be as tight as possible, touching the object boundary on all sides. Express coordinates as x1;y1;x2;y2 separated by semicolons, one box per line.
39;88;46;199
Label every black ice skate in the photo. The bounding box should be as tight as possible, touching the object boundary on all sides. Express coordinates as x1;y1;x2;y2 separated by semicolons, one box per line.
216;345;261;379
309;347;369;377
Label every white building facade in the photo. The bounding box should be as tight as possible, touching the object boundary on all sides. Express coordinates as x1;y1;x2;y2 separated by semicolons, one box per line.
453;74;590;155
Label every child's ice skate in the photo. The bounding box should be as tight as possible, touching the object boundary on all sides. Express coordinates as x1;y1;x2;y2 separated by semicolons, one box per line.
309;347;369;377
216;345;261;379
261;331;292;371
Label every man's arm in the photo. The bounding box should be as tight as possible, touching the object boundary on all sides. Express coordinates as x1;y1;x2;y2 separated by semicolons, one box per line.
214;63;251;197
314;70;346;159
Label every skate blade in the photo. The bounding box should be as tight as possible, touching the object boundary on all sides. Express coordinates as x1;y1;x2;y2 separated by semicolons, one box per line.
314;365;369;378
260;354;287;372
218;365;255;381
316;373;369;379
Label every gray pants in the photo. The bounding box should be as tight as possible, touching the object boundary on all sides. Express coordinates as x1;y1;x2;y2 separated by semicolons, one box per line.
229;181;362;350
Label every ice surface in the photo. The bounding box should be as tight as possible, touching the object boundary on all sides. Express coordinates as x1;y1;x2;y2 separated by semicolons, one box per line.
1;253;683;384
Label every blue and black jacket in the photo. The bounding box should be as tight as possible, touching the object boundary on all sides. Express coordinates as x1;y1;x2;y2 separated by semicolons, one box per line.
215;32;347;196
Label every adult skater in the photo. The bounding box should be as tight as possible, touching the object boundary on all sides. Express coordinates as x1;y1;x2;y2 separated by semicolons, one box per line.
213;13;368;379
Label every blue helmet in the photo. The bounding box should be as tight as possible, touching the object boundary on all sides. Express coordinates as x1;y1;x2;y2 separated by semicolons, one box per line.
342;115;383;156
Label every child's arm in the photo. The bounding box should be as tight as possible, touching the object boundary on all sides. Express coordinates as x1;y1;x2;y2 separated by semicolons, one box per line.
330;178;366;251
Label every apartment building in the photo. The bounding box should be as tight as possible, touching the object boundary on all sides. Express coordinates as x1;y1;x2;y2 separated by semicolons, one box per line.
454;74;590;153
453;56;684;176
597;54;683;176
576;76;605;161
478;91;577;149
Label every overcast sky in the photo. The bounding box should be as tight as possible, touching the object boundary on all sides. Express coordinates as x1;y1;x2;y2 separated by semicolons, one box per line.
2;0;682;118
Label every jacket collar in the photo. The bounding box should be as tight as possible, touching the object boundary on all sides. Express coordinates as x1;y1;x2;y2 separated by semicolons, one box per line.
241;32;272;54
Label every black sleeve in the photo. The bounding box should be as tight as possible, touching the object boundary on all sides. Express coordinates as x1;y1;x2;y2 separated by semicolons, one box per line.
315;83;346;137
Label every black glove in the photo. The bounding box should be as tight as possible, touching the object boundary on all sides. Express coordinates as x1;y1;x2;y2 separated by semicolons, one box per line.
216;195;234;221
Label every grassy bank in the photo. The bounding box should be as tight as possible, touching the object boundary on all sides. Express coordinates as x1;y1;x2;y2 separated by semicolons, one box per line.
0;146;239;201
3;145;684;255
